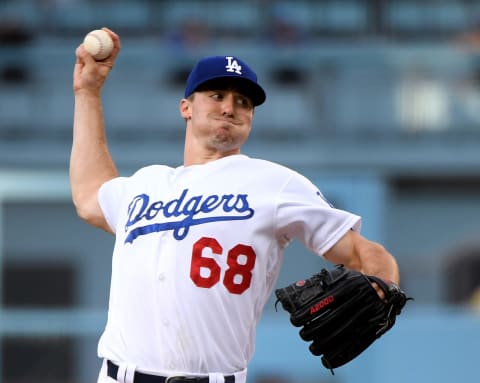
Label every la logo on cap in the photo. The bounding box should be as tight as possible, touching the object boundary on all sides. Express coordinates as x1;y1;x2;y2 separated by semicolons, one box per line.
225;56;242;75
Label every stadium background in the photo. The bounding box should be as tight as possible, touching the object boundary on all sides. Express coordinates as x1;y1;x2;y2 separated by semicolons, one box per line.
1;0;480;382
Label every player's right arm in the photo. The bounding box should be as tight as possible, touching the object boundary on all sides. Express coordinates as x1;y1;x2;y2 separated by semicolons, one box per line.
70;28;120;233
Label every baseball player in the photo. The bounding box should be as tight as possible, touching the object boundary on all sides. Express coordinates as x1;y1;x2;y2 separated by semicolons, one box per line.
71;28;400;383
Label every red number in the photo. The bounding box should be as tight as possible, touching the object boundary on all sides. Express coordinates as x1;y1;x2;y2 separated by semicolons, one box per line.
190;237;222;288
224;244;256;294
190;237;256;294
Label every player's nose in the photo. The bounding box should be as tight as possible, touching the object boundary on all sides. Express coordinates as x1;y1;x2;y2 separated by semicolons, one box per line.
220;93;236;116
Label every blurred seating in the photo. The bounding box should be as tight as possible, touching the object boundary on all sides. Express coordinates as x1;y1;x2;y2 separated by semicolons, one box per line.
0;0;479;145
385;1;469;37
46;1;151;35
312;0;368;35
443;244;480;305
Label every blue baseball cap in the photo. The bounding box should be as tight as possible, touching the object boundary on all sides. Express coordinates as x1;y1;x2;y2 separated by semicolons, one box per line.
184;55;266;106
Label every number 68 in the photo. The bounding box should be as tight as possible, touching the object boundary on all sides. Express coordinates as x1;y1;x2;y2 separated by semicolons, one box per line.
190;236;257;295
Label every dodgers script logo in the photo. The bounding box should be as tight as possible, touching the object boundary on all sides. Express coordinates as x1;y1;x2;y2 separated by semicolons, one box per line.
124;189;254;243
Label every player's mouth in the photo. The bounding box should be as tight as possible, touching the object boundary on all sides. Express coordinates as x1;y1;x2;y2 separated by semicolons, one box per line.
212;116;242;127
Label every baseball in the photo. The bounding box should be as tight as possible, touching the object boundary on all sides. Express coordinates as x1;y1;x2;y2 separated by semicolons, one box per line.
83;29;113;61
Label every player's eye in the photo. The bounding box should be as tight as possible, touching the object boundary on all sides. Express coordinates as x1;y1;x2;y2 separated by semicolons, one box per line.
209;91;252;109
236;96;253;108
210;92;224;101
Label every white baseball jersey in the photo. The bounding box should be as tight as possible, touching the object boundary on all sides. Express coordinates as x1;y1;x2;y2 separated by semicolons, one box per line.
97;154;361;379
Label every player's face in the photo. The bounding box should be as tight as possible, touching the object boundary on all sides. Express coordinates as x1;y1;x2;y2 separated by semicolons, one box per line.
181;88;254;154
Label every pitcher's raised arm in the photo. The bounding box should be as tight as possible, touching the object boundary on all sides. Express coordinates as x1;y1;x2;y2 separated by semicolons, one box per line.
70;28;120;232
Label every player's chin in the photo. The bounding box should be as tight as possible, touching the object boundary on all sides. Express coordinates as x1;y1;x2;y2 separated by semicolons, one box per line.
215;126;248;142
210;135;246;153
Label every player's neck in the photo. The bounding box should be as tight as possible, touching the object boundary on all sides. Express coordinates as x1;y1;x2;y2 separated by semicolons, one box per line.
183;141;241;166
183;149;240;167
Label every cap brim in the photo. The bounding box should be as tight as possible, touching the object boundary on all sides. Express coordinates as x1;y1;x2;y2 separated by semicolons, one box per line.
194;77;266;106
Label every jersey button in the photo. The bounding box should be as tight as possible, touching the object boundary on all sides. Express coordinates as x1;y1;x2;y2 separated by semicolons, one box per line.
162;319;170;326
158;273;166;281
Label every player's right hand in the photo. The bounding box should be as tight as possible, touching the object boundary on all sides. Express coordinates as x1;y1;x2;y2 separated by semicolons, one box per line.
73;27;120;95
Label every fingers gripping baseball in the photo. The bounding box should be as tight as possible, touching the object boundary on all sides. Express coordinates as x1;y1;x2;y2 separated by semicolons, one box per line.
83;29;114;60
73;28;120;95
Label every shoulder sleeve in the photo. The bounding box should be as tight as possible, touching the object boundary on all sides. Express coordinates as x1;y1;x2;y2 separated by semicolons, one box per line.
275;172;361;256
98;176;128;233
97;165;172;233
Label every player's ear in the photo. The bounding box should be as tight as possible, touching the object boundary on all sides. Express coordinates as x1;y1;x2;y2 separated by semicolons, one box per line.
179;98;191;120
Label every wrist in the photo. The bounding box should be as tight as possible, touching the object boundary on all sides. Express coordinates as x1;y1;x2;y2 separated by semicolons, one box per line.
74;88;102;99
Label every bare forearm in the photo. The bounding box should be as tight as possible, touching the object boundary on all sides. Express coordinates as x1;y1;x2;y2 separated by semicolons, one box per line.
355;241;400;284
325;231;400;284
70;92;118;226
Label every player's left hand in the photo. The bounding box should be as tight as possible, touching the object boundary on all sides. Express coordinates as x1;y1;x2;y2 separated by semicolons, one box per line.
274;265;412;374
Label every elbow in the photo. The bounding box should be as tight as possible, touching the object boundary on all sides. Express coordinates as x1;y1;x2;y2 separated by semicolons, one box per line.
72;199;96;223
73;200;94;222
71;193;112;233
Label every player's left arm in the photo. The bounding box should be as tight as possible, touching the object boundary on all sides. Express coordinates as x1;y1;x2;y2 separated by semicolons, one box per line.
323;230;400;284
